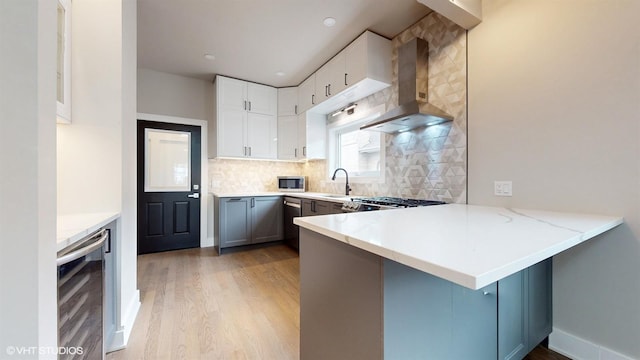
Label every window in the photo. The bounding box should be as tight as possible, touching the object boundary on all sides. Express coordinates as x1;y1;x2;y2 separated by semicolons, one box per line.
327;105;385;182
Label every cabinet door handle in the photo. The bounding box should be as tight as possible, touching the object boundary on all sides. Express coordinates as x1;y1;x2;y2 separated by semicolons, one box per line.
248;101;252;111
311;94;315;105
325;85;328;97
244;100;247;110
295;105;298;115
328;84;331;96
303;146;307;156
294;148;298;157
229;198;242;201
345;73;348;86
243;146;247;156
251;198;255;208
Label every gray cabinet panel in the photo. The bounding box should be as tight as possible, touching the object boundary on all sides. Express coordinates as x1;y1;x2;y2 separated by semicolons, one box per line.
300;199;342;216
252;196;283;243
498;258;553;359
498;271;528;360
219;198;251;248
527;259;553;353
451;283;498;360
384;259;498;360
300;228;382;360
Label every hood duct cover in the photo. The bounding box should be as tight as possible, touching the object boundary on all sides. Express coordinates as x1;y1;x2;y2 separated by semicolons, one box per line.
361;37;453;133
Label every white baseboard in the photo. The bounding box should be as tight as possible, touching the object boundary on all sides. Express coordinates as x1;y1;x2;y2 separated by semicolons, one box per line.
549;328;636;360
107;290;141;352
202;236;214;248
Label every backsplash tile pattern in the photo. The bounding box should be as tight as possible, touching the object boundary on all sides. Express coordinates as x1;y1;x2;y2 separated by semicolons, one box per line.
305;12;467;203
208;12;467;202
209;158;302;194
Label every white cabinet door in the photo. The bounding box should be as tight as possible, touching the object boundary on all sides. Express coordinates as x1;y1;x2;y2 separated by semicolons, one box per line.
345;34;368;87
297;112;326;159
248;82;277;115
278;87;298;116
329;51;347;96
278;115;298;160
298;75;316;113
247;113;277;159
218;76;247;110
297;113;307;159
218;107;247;157
315;65;330;103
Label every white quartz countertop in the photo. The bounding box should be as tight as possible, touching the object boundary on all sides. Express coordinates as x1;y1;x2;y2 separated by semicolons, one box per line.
294;204;623;290
212;191;354;203
57;212;120;252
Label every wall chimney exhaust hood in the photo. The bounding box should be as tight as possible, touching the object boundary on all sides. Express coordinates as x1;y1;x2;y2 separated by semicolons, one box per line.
361;37;453;133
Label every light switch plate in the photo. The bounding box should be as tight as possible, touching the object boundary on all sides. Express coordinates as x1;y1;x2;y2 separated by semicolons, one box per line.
494;181;512;196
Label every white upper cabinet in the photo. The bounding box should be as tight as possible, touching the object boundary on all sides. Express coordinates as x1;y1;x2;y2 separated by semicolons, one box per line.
298;75;316;113
329;51;347;96
309;31;392;115
278;87;298;116
277;87;299;160
56;0;71;124
210;76;277;159
344;34;368;87
247;82;277;115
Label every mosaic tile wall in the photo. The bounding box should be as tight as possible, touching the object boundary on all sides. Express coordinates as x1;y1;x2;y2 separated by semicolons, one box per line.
209;12;467;202
208;158;303;194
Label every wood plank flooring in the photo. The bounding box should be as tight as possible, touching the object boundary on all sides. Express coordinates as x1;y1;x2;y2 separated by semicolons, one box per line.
107;244;570;360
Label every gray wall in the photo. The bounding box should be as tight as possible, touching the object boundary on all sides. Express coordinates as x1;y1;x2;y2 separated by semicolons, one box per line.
468;0;640;358
137;68;213;121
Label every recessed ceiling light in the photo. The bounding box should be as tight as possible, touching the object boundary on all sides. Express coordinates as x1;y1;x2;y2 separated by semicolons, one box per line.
323;17;336;27
203;53;215;61
275;71;285;76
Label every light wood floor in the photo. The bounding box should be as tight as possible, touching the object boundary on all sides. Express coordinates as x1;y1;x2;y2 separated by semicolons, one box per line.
107;244;300;360
107;244;569;360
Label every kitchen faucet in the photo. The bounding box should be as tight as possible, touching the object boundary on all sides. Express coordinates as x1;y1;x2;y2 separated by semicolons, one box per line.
331;168;351;196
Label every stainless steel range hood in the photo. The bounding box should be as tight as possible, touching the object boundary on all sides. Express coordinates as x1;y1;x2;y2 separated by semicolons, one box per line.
361;37;453;133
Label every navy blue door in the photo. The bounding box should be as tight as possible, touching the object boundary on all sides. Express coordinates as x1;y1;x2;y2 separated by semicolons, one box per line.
137;120;201;254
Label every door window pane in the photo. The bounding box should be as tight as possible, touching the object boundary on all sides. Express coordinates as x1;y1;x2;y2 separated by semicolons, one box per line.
144;129;191;192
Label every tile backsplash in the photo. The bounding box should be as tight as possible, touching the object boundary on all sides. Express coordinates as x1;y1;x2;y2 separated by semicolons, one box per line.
209;12;466;203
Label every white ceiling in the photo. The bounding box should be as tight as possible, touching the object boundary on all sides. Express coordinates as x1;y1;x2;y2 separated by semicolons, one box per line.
137;0;433;87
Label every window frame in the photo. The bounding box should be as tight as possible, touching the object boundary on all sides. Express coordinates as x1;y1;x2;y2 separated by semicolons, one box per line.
326;104;386;183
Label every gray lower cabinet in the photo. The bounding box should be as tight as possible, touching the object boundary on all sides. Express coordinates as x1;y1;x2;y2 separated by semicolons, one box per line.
385;259;498;359
216;196;283;251
499;259;553;359
301;199;343;216
300;228;553;360
252;196;284;243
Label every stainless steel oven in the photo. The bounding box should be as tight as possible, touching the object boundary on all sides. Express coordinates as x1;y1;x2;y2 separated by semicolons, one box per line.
57;229;109;360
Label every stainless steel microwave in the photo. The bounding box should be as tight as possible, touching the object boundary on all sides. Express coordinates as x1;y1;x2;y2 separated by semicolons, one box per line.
278;176;307;192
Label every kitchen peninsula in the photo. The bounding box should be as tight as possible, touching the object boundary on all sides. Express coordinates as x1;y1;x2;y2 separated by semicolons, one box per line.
294;204;622;359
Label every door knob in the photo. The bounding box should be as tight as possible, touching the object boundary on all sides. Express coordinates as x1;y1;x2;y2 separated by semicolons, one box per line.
187;193;200;199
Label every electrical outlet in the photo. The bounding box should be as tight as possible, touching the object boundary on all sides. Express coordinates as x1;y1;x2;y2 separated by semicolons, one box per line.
494;181;512;196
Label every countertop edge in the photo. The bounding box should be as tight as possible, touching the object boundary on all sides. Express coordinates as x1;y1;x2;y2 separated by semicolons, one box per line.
213;191;354;204
294;206;623;290
57;212;121;252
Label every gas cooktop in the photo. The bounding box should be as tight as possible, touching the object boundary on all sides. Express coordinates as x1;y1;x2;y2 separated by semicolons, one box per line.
342;196;446;212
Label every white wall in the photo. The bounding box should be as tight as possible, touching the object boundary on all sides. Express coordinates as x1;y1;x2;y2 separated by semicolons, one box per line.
137;68;213;121
56;0;123;215
55;0;140;350
468;1;640;358
0;0;58;357
117;0;141;350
